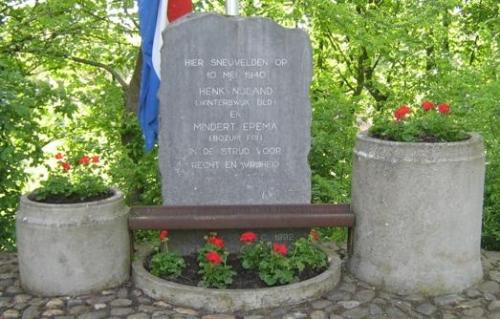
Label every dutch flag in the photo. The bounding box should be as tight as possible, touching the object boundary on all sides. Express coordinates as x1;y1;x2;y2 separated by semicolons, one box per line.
138;0;193;151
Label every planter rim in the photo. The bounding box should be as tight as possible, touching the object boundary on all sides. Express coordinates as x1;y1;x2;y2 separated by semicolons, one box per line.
359;130;481;146
21;188;122;208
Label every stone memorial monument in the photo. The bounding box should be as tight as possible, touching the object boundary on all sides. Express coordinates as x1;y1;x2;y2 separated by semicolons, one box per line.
158;13;312;253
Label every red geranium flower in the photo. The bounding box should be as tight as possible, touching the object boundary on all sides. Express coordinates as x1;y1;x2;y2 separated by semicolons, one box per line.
240;232;257;244
310;229;320;241
421;100;434;112
438;103;451;114
91;155;100;164
79;155;90;165
207;235;224;248
159;230;169;241
394;105;411;121
61;162;71;171
205;251;222;265
54;152;64;160
272;243;287;256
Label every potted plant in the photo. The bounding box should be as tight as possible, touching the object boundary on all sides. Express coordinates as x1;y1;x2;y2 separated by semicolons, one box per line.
16;151;130;296
349;101;485;295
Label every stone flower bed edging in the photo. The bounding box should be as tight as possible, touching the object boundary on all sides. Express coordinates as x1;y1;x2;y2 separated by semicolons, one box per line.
132;245;341;313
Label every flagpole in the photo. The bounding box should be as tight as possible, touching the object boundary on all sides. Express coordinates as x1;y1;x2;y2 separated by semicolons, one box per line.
226;0;239;16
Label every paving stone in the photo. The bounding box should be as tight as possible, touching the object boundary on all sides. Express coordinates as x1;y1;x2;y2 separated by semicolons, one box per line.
465;288;483;298
490;271;500;282
442;314;457;319
153;301;172;308
0;273;17;280
13;294;31;304
132;289;144;297
337;300;360;309
42;308;65;316
110;298;133;307
152;311;174;319
341;307;369;319
110;307;135;316
93;303;107;310
480;281;500;294
457;299;482;309
46;298;65;308
3;309;20;318
173;307;198;316
269;308;287;317
117;287;129;298
486;293;497;301
385;306;409;318
201;315;236;319
489;300;500;311
338;282;356;293
138;296;154;304
489;312;500;319
415;303;436;316
311;299;332;309
403;294;425;302
76;309;109;319
484;251;500;263
126;313;150;319
5;286;23;294
21;305;40;319
353;289;375;303
309;310;327;319
0;279;14;289
433;294;464;306
101;290;115;295
138;304;159;313
282;311;307;319
326;291;351;302
329;315;343;319
463;307;484;317
67;299;85;307
368;303;383;315
54;316;76;319
69;305;92;315
371;297;386;305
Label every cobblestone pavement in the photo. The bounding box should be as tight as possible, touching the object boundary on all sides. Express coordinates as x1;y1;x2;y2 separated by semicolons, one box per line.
2;250;500;319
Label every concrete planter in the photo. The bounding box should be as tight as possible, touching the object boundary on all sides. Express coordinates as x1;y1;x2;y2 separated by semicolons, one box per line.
349;131;485;295
133;245;341;313
16;190;130;296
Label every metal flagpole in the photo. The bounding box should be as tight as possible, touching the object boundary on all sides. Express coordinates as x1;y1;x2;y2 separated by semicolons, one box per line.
225;0;239;16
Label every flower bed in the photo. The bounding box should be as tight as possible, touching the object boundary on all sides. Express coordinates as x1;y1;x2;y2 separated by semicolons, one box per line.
145;251;327;289
132;231;341;313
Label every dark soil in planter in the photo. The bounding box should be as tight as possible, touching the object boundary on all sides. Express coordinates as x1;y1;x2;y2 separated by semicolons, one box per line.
28;189;114;204
145;253;328;289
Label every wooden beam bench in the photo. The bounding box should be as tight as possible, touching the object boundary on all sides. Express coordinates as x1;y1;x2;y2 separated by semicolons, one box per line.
129;204;355;253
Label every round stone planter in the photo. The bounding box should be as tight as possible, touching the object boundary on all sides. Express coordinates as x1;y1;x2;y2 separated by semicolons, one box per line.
349;131;485;295
16;190;130;296
133;245;341;313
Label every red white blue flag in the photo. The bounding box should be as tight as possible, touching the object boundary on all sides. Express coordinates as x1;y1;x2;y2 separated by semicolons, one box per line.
138;0;193;150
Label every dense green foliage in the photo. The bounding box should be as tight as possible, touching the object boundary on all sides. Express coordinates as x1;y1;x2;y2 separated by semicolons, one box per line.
1;0;499;250
150;251;186;279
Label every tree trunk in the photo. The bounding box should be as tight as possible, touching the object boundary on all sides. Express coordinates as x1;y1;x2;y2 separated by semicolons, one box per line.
126;49;142;115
